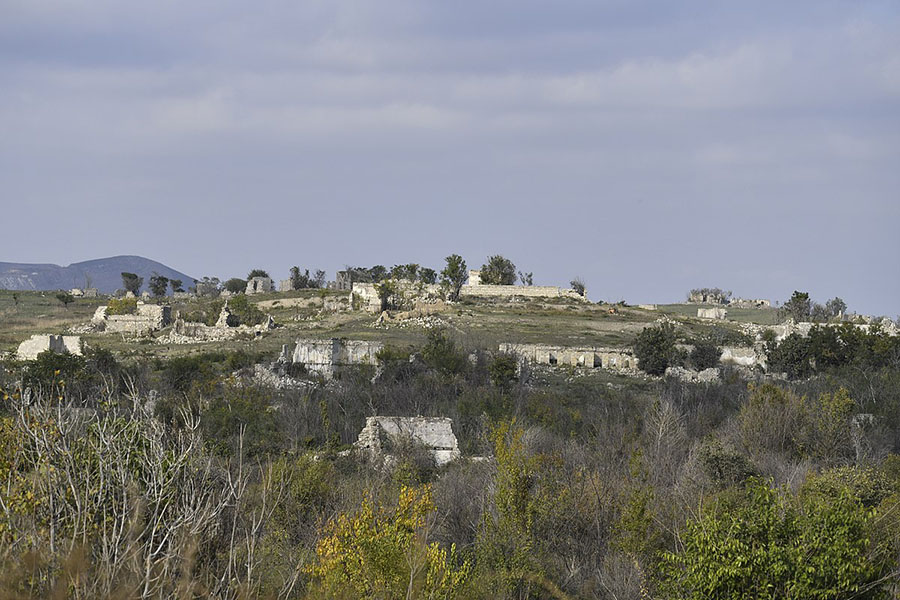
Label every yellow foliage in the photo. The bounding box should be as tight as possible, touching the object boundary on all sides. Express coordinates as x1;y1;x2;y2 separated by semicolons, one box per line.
309;484;470;599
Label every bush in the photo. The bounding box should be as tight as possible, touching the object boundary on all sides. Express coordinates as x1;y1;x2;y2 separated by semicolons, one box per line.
634;322;677;375
226;294;267;326
106;297;138;315
690;341;721;370
422;329;469;377
223;278;246;294
488;353;518;390
479;255;517;285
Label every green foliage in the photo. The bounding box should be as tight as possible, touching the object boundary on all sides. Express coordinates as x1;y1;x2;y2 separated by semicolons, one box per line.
698;440;757;488
479;255;517;285
106;296;137;315
783;290;811;321
661;478;890;600
223;277;246;293
419;267;437;284
634;322;677;375
201;384;282;458
690;340;721;370
247;268;270;279
440;254;467;301
375;278;401;311
289;266;325;289
488;353;518;390
391;263;420;281
158;354;219;394
55;292;74;310
120;272;142;294
422;329;468;377
766;324;900;379
169;278;183;293
570;277;585;297
148;272;169;296
225;293;267;326
22;351;86;392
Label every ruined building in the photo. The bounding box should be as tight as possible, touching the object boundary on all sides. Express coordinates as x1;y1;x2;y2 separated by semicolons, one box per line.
354;416;461;466
280;338;383;378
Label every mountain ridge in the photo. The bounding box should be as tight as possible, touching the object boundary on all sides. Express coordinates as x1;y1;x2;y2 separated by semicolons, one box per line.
0;255;195;294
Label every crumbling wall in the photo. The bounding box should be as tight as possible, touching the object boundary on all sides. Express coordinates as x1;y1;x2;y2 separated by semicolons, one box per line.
246;277;274;295
350;282;443;313
283;338;384;378
17;335;82;361
697;307;727;320
354;416;461;466
500;343;639;371
719;346;765;368
460;284;584;301
94;302;172;335
729;298;771;309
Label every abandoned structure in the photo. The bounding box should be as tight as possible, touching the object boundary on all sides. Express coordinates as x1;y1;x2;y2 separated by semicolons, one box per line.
281;338;383;378
499;343;639;371
69;288;99;298
195;280;220;297
729;298;771;309
278;279;293;292
92;302;172;335
246;277;274;295
462;270;584;301
350;281;443;313
354;416;461;466
16;334;83;361
697;307;728;320
688;289;731;304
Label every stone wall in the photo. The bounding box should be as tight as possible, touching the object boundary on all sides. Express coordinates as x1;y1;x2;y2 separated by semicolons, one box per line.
461;284;583;301
697;307;727;320
246;277;274;295
279;279;293;292
282;338;383;378
93;302;172;335
729;298;771;309
499;343;639;371
350;282;443;313
354;416;461;466
720;346;765;368
17;334;82;361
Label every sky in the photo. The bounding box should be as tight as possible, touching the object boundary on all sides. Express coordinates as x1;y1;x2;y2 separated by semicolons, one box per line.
1;1;898;315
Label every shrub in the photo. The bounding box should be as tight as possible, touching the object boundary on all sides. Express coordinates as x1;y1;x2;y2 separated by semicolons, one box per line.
690;340;721;370
422;329;468;377
106;297;138;315
488;353;518;390
634;322;677;375
223;278;246;294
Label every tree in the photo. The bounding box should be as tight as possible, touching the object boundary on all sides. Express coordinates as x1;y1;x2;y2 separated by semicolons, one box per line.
690;340;721;370
375;279;400;311
55;292;74;310
120;272;143;295
419;267;437;284
391;263;420;281
634;322;677;375
518;271;533;286
11;293;18;306
169;279;184;293
825;297;847;319
441;254;467;301
570;277;586;297
783;291;811;321
224;278;247;294
480;255;516;285
247;269;269;280
313;269;327;288
148;272;169;297
289;266;304;290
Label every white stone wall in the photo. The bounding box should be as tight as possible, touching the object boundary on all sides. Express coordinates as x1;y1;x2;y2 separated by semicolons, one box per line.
287;338;384;378
355;416;461;466
697;307;727;320
461;284;583;300
17;334;82;361
500;343;638;371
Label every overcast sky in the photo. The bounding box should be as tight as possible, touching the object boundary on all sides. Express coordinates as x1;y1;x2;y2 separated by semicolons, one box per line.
1;1;898;314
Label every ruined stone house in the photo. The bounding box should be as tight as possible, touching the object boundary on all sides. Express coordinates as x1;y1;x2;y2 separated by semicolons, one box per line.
246;277;274;295
16;334;83;361
499;343;639;371
280;338;383;378
697;307;728;320
354;416;461;466
92;302;172;335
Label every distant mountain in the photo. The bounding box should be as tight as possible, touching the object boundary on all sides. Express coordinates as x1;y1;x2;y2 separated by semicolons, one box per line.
0;255;196;294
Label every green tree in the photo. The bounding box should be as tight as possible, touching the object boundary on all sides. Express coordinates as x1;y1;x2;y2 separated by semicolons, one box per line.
690;340;721;370
783;291;811;321
223;277;247;294
440;254;468;301
375;279;400;311
169;278;183;293
661;478;890;600
120;272;143;295
419;267;437;284
634;322;677;375
148;272;169;297
518;271;533;286
479;255;517;285
55;291;74;310
247;268;269;279
826;297;847;319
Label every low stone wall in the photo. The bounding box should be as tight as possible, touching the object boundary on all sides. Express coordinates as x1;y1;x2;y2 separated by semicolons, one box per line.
350;282;443;313
354;416;461;466
17;335;82;361
461;284;583;301
283;338;383;378
499;343;639;371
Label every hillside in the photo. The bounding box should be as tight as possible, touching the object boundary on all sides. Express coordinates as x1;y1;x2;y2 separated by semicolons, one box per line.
0;255;194;294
